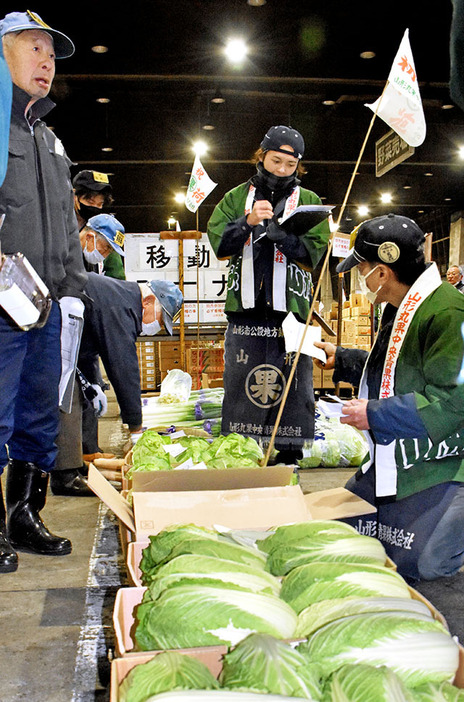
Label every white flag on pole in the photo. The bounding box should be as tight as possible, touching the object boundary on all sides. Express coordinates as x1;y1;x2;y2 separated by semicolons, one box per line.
185;155;217;213
365;29;426;147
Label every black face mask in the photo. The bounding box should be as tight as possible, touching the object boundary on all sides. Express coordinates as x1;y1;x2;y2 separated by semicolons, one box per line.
76;200;102;222
253;161;300;199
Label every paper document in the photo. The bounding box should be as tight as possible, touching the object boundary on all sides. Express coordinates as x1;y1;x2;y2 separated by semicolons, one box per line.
282;312;327;362
59;298;84;412
318;398;347;418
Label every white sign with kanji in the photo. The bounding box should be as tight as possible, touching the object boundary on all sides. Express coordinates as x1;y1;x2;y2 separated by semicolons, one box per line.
123;233;228;323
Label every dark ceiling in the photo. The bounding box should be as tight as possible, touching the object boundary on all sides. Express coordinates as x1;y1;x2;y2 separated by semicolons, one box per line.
9;1;464;237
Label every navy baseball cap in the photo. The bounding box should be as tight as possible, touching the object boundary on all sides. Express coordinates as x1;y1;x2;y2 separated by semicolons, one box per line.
87;214;125;256
147;280;183;335
0;10;75;59
73;170;112;193
336;213;426;273
260;125;305;160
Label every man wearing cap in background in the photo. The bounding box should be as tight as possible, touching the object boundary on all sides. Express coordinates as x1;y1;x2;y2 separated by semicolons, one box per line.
315;213;464;583
80;212;126;276
51;274;183;495
207;124;330;465
55;211;127;493
73;169;114;232
73;170;125;280
0;10;87;572
72;211;128;470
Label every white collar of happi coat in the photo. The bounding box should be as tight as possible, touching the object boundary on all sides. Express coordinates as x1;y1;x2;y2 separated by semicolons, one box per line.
240;184;300;310
358;262;442;497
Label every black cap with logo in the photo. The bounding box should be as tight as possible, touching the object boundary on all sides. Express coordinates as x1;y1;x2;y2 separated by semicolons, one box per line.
336;213;426;273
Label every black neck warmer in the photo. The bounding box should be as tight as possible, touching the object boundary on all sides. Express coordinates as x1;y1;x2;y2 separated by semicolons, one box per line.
251;162;300;204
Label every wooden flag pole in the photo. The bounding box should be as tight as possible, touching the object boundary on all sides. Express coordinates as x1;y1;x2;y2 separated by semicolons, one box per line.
195;209;201;389
262;85;388;467
160;229;202;371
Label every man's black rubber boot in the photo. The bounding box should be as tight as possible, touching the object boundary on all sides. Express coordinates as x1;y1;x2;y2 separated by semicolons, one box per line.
50;468;94;497
0;480;18;573
6;460;72;556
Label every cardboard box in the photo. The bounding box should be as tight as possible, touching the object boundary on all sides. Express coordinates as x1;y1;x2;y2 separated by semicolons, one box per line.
349;292;370;307
321;370;335;388
110;646;464;702
112;581;456;659
90;463;304;542
89;463;376;546
124;486;379;587
110;646;227;702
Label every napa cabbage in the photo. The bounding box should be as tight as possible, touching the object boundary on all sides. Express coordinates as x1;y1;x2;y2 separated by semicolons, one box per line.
321;662;415;701
297;612;459;688
144;693;318;701
258;519;358;556
119;651;219;702
413;681;464;700
140;524;230;574
143;554;281;597
134;584;297;650
219;633;323;699
298;440;323;468
296;595;434;638
265;532;388;576
298;415;368;468
280;561;411;613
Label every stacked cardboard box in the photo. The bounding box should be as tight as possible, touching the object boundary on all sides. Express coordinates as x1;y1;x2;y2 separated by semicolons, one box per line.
348;292;372;352
327;294;372;353
157;339;184;380
157;339;225;383
136;339;158;391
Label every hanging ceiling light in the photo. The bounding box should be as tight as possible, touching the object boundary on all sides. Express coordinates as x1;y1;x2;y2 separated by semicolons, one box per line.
211;88;225;104
247;0;267;5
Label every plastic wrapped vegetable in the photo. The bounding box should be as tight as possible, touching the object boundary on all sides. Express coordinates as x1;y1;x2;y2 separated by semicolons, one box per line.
298;412;368;468
159;369;192;403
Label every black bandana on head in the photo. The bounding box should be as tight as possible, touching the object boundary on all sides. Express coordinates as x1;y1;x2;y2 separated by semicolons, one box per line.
251;162;300;203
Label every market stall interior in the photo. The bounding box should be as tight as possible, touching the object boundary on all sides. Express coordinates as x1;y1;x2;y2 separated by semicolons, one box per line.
12;0;464;263
1;1;464;700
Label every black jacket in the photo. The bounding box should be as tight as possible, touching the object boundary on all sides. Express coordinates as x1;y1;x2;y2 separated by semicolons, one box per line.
0;85;87;299
78;273;143;427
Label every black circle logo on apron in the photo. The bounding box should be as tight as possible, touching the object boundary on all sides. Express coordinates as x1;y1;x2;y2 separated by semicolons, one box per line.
245;364;286;408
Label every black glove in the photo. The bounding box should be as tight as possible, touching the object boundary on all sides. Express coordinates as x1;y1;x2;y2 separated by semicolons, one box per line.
266;219;287;242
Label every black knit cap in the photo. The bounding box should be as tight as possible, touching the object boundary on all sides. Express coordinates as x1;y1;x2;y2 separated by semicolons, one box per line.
336;213;425;273
260;125;305;160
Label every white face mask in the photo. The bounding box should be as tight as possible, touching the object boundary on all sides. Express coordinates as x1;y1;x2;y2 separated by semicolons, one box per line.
140;319;162;336
358;265;382;304
83;235;105;264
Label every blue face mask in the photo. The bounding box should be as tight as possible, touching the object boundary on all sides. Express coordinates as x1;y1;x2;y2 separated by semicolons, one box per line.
83;235;105;264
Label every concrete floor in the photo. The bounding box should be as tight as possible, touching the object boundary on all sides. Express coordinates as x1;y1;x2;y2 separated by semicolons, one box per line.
0;391;462;701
